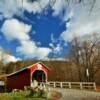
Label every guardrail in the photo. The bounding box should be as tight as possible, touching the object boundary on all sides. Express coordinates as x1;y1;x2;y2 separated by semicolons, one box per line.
41;82;96;90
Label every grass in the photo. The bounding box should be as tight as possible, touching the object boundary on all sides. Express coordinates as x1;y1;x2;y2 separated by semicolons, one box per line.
0;90;49;100
95;90;100;92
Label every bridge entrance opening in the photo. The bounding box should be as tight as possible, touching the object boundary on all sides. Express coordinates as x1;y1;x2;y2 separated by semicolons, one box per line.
32;70;46;82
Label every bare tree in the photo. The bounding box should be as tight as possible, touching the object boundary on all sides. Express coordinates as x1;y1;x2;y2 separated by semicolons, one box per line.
69;38;83;81
69;35;100;82
50;0;97;14
21;0;97;14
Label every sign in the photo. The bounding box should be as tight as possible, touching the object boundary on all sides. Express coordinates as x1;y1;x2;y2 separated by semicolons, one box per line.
86;68;89;77
0;81;5;86
37;64;42;70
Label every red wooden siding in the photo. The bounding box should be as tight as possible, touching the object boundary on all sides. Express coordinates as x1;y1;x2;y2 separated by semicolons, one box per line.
30;63;48;75
7;69;30;90
6;62;49;90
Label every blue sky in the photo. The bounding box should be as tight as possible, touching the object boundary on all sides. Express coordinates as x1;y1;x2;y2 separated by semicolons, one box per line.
0;0;100;63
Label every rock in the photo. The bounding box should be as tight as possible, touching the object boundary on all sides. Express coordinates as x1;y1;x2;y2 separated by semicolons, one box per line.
47;90;62;100
12;89;21;92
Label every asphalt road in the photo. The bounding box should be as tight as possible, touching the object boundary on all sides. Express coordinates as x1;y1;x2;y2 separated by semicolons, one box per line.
50;88;100;100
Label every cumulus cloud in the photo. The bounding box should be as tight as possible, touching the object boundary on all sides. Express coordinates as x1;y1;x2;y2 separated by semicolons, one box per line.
0;0;21;18
52;0;66;16
49;43;63;55
49;33;68;58
51;0;100;41
0;0;49;19
3;54;21;64
23;0;49;14
61;0;100;41
2;0;100;59
16;40;51;59
0;48;21;64
1;18;52;59
1;19;31;41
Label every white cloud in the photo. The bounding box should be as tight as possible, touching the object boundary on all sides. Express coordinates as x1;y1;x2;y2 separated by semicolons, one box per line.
3;54;21;64
49;34;64;56
16;40;36;56
0;14;3;20
54;44;62;52
0;48;21;64
60;0;100;41
49;43;62;54
52;0;69;17
62;20;100;41
23;0;49;14
0;0;49;19
16;40;51;59
23;1;41;13
1;18;52;59
51;0;100;41
0;0;21;18
1;19;31;41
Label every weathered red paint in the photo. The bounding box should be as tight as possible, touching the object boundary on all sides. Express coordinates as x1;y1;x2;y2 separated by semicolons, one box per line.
30;63;48;75
7;69;30;90
6;62;49;91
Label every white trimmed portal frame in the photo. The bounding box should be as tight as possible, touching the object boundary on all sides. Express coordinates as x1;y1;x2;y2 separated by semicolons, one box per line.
31;70;47;87
30;63;48;87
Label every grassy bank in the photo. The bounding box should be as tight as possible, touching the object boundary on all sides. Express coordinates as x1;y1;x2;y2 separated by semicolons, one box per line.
0;90;48;100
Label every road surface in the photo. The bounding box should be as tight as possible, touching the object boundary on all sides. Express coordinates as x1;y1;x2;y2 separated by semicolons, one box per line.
50;88;100;100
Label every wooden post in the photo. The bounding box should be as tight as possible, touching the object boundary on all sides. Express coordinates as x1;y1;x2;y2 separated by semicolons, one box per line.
68;82;71;89
80;83;83;90
60;82;63;88
54;82;56;88
93;83;96;90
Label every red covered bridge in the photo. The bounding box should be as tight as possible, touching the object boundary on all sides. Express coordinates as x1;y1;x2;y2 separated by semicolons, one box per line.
6;62;49;90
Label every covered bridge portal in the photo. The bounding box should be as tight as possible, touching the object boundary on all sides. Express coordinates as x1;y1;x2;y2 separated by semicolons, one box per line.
7;62;49;90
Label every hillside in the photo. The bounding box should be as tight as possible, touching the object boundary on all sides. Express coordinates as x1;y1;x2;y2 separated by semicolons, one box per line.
1;60;99;85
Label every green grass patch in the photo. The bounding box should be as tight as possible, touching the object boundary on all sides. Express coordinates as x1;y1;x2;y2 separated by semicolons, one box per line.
0;90;49;100
95;90;100;92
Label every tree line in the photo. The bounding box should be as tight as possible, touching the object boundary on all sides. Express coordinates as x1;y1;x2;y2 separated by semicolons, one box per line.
0;34;100;84
69;34;100;82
